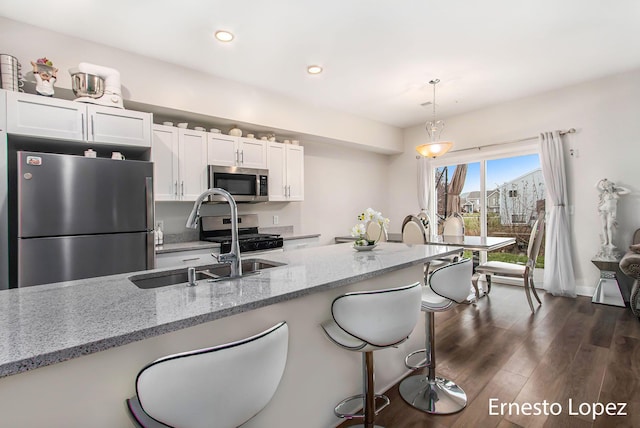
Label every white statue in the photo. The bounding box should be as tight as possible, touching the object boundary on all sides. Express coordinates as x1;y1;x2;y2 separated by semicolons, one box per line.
595;178;630;260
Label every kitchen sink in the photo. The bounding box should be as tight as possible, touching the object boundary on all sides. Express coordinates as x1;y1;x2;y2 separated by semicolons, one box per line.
129;259;285;289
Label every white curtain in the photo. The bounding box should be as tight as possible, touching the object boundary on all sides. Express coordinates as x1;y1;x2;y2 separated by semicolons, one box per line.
418;157;434;217
539;131;576;297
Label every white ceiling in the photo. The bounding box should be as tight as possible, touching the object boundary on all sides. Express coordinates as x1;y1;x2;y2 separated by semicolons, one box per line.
2;0;639;128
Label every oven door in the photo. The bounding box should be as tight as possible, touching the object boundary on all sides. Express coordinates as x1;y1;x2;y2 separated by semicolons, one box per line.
207;166;269;202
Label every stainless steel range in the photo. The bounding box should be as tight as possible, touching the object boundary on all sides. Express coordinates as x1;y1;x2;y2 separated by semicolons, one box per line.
199;214;283;253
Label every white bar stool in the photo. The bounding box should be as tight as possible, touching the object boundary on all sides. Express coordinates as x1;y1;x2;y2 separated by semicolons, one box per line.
321;282;422;428
399;259;471;414
126;322;288;428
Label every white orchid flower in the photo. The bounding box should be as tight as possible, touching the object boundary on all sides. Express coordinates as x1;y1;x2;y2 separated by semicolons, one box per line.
351;223;366;238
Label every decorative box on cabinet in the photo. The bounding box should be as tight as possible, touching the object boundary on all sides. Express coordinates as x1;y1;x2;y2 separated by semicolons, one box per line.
5;91;152;146
267;143;304;201
151;125;207;201
207;134;267;169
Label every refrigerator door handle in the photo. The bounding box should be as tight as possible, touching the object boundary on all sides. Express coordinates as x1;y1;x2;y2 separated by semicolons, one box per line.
145;176;155;269
145;177;154;230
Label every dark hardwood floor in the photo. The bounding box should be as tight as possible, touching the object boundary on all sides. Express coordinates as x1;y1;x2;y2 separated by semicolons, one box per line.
337;283;640;428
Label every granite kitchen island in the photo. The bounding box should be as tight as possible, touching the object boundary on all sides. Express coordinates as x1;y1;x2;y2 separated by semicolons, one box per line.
0;242;461;428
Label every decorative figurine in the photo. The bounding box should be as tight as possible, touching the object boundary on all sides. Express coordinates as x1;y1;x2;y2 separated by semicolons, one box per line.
31;57;58;97
595;178;630;260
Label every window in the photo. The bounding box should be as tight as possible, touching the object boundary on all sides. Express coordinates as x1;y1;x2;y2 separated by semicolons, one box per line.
430;144;545;268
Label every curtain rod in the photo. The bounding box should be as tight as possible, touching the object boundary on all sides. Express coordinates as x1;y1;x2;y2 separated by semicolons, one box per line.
447;128;576;155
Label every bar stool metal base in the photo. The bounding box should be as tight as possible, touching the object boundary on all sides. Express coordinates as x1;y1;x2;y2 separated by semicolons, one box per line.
399;375;467;414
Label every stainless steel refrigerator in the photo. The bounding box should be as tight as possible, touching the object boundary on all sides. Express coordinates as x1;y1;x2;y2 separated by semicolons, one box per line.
13;151;155;287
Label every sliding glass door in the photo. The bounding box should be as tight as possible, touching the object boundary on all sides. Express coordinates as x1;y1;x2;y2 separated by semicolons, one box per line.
486;154;545;266
431;147;545;268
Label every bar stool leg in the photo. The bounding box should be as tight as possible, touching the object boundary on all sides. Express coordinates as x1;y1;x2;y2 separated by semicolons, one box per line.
399;312;467;414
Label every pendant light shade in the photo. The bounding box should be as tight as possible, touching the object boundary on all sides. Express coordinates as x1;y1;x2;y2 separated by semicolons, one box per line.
416;141;453;157
416;79;453;158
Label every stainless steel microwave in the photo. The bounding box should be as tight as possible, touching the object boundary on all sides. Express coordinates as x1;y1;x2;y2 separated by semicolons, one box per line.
207;165;269;203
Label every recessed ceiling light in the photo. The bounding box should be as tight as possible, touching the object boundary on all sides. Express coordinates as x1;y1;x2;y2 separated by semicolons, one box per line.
307;65;323;75
215;30;234;42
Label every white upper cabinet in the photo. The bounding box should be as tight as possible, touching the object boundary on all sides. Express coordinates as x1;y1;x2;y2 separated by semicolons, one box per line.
86;105;151;146
286;145;304;201
178;128;208;201
207;133;237;167
267;142;286;200
267;143;304;201
207;134;267;169
152;126;207;202
6;91;85;140
5;91;152;147
151;125;179;201
238;137;267;169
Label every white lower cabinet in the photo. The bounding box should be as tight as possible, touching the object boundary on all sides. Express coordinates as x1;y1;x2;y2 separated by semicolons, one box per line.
5;91;152;146
267;143;304;201
152;125;207;201
283;236;320;251
155;248;219;269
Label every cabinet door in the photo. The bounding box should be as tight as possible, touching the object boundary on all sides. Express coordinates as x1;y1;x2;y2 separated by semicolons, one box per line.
238;138;267;169
207;134;237;167
151;125;179;201
88;105;152;147
286;145;304;201
267;142;286;201
6;91;85;140
156;248;219;269
178;129;208;201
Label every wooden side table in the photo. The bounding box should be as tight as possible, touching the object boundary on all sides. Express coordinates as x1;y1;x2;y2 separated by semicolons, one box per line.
591;258;625;307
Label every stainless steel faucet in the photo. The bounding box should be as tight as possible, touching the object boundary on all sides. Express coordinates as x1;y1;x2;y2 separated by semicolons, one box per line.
186;188;242;278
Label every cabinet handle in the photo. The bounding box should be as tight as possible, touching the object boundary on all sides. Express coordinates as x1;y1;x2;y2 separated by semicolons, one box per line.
283;185;287;197
81;113;85;139
182;257;200;262
240;150;244;164
174;181;178;196
91;115;95;140
181;181;184;196
235;150;239;165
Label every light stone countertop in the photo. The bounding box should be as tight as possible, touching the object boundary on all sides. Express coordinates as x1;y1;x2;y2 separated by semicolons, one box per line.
0;242;461;378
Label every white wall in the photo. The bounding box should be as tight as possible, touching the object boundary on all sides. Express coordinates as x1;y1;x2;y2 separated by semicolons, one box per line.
388;68;640;294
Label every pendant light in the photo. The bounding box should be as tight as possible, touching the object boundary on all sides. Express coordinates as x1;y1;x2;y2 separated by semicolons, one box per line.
416;79;453;158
